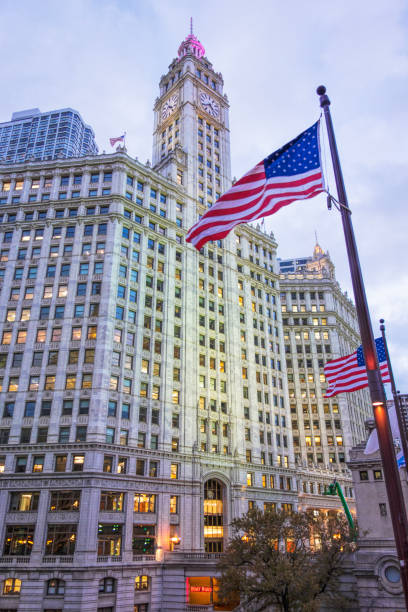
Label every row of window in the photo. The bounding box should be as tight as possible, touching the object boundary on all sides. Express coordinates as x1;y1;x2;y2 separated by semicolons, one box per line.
7;489;178;515
294;435;344;447
3;397;90;417
0;241;105;266
281;290;325;301
3;522;156;557
283;316;328;327
1;169;179;209
4;301;100;322
0;454;180;480
0;189;111;204
1;324;97;346
4;260;104;282
0;172;112;192
0;206;110;223
282;304;326;313
2;575;150;596
2;223;107;245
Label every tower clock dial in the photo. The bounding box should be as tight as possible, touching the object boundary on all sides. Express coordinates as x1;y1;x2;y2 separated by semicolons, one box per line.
161;93;179;120
199;92;220;118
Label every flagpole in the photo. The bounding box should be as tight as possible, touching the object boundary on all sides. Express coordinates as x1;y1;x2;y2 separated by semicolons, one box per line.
317;85;408;606
380;318;408;467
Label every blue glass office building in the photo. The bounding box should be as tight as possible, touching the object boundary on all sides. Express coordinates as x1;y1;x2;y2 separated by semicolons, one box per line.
0;107;98;163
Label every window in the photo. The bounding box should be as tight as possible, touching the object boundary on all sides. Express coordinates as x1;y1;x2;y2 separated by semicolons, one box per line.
3;402;14;418
45;524;77;555
3;525;34;555
134;494;156;513
60;263;70;277
24;401;35;417
9;492;39;512
97;524;122;556
49;490;80;512
132;524;155;554
3;577;22;594
73;454;84;471
170;463;179;479
27;266;37;279
47;578;65;596
65;375;76;390
55;305;65;319
100;492;124;512
75;304;85;319
99;577;116;594
135;575;150;591
36;427;47;443
76;426;87;441
55;455;67;472
106;427;115;444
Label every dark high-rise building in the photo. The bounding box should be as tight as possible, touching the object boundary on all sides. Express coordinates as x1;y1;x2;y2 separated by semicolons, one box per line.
0;108;98;164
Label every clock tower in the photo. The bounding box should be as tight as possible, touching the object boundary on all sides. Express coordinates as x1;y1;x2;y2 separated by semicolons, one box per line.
152;24;231;214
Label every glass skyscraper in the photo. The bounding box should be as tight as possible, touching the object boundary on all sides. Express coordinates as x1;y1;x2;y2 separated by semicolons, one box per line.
0;107;98;164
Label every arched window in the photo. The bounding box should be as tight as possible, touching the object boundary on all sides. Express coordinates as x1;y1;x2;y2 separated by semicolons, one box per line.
3;577;21;595
204;479;224;553
47;578;65;595
135;575;150;591
99;577;115;593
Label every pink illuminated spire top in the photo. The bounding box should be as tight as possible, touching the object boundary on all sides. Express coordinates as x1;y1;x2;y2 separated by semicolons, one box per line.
177;18;205;60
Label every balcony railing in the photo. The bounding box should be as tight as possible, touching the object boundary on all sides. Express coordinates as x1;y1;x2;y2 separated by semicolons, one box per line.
132;554;156;562
97;555;123;563
0;556;30;564
42;556;74;564
169;551;224;560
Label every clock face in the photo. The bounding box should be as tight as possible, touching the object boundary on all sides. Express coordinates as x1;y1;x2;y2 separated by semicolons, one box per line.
200;92;220;118
161;93;179;120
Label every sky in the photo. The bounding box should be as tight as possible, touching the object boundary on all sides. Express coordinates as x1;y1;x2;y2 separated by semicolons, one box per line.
1;0;407;391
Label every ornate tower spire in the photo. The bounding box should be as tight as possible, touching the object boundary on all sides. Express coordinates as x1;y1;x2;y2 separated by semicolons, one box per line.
177;19;205;60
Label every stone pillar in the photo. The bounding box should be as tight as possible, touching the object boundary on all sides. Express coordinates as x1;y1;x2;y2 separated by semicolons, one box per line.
18;573;45;611
75;487;99;562
30;488;49;564
122;489;134;562
64;573;99;611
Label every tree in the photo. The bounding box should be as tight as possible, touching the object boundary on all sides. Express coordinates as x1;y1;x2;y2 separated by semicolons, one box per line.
217;507;356;612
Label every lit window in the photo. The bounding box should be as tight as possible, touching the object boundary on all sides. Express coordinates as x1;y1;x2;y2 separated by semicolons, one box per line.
3;577;22;595
135;575;150;591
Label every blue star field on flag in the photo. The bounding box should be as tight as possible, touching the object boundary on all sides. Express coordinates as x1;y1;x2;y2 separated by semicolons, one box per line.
356;337;387;367
264;122;321;178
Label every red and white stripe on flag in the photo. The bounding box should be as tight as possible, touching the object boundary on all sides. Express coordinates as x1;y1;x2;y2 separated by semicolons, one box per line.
110;135;125;147
186;122;324;250
324;350;390;398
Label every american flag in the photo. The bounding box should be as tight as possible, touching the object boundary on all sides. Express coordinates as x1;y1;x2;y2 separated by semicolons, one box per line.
109;134;125;147
186;121;324;250
324;337;390;398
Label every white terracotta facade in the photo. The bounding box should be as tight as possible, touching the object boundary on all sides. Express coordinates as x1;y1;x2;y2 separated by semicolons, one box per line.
0;31;370;612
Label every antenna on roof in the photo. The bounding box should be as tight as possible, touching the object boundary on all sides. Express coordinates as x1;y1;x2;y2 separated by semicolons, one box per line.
190;17;193;35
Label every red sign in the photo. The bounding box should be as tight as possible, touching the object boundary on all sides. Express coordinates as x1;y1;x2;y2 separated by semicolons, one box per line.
190;586;212;593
